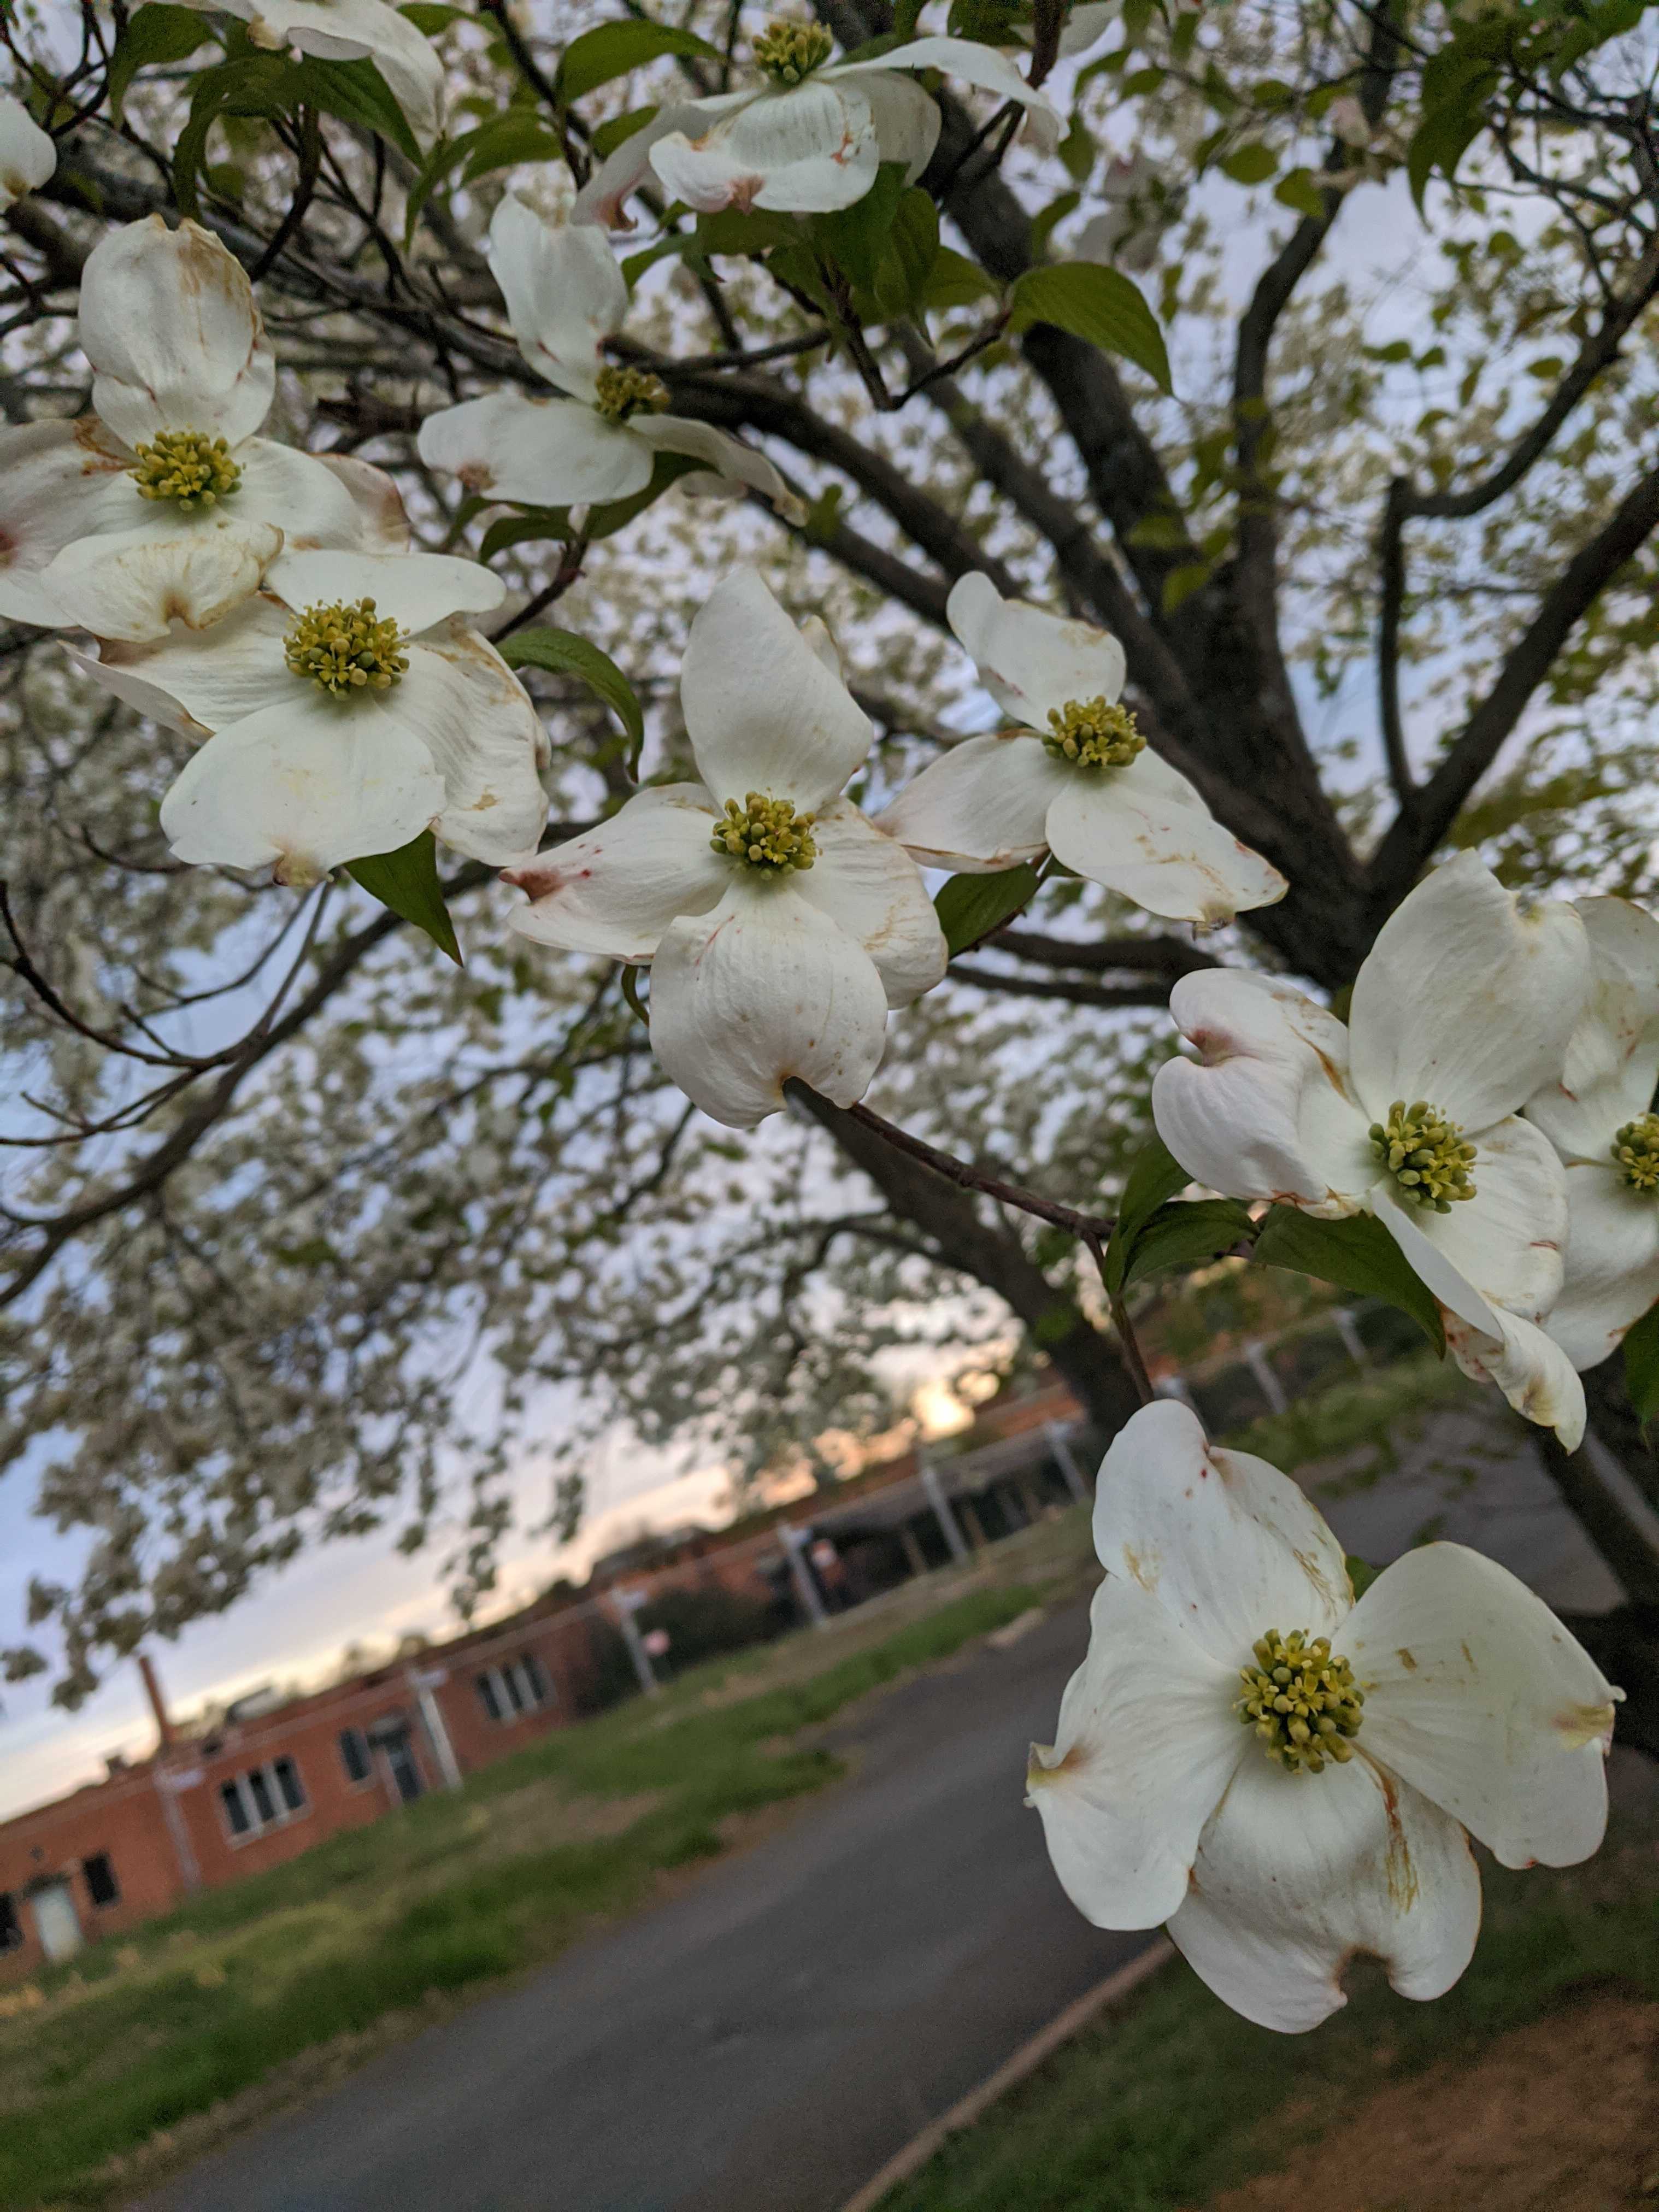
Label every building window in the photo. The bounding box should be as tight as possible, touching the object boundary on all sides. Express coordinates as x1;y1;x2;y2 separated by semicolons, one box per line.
0;1894;20;1952
83;1854;120;1908
219;1760;309;1843
338;1727;372;1785
475;1655;553;1723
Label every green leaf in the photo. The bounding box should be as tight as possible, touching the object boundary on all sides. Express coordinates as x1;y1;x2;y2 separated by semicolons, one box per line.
346;831;461;964
591;104;658;158
810;162;908;290
872;187;939;320
111;3;217;122
1029;189;1081;261
1219;141;1278;185
1119;1196;1254;1289
499;627;644;754
556;20;723;103
1101;1133;1193;1293
404;109;562;239
1407;81;1496;210
478;453;704;560
1623;1301;1659;1422
920;246;1001;311
934;863;1041;957
1252;1206;1445;1354
302;54;421;161
1344;1554;1382;1599
1273;167;1328;221
1008;263;1172;392
400;2;466;30
696;206;801;259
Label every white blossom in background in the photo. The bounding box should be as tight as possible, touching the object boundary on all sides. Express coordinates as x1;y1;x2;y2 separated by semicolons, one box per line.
1073;153;1183;275
168;0;443;144
506;566;946;1129
1028;1401;1620;2032
1526;896;1659;1368
1152;853;1590;1443
575;23;1060;224
74;550;548;884
0;90;54;210
418;193;796;513
877;573;1286;925
0;217;410;642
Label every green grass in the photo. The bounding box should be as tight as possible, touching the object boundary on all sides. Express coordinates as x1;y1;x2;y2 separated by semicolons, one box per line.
875;1824;1659;2212
0;1577;1040;2211
1222;1345;1475;1478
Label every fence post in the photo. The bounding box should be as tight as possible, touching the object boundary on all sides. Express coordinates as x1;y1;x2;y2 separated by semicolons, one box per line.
1044;1420;1090;1506
612;1587;661;1695
780;1523;830;1628
920;1455;970;1562
1243;1340;1290;1416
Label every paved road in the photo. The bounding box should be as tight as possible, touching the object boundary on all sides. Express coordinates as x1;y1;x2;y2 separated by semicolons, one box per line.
137;1600;1145;2212
136;1401;1644;2212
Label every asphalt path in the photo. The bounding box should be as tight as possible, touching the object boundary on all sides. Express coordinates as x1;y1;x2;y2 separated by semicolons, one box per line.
134;1400;1643;2212
136;1599;1143;2212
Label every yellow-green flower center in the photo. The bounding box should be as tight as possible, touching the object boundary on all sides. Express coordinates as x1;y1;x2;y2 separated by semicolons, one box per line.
593;364;671;423
1369;1098;1477;1212
752;19;834;82
1042;696;1145;770
1613;1113;1659;1193
1237;1628;1364;1774
711;792;817;873
128;427;242;510
283;598;410;697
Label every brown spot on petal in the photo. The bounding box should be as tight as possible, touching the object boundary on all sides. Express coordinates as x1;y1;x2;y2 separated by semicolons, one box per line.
1397;1647;1418;1670
1377;1767;1419;1913
457;462;496;492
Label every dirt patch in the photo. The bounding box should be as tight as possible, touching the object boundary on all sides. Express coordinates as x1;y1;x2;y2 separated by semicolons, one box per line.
1201;1991;1659;2212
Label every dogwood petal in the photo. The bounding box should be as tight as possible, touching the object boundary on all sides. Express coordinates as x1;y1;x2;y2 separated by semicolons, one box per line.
189;0;442;144
417;388;654;505
1388;1113;1568;1326
1349;853;1590;1131
75;596;291;734
42;514;285;644
79;216;275;451
791;798;947;1008
1546;1162;1659;1369
680;567;872;811
1152;970;1375;1213
233;438;380;551
1445;1308;1586;1449
1059;2;1120;56
1091;1399;1352;1668
572;101;734;229
0;92;55;209
649;881;890;1128
651;80;881;215
159;689;445;880
506;784;728;962
1348;1544;1619;1870
0;417;136;628
309;451;411;551
485;193;624;401
1027;1573;1245;1932
631;413;796;513
830;38;1062;156
266;549;504;633
1168;1753;1480;2033
1528;896;1659;1162
1044;750;1289;923
873;731;1062;871
847;69;940;181
946;572;1126;728
385;627;547;865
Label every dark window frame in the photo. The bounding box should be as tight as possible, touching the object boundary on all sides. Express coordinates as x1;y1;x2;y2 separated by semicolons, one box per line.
0;1893;21;1951
338;1726;373;1785
82;1853;120;1908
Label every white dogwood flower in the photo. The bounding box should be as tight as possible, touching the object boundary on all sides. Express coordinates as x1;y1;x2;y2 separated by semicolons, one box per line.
1526;896;1659;1369
1028;1399;1620;2033
168;0;443;144
0;217;409;643
1073;153;1180;275
0;91;55;211
417;194;795;513
876;573;1286;925
575;24;1060;225
505;566;946;1129
73;549;548;884
1152;853;1590;1443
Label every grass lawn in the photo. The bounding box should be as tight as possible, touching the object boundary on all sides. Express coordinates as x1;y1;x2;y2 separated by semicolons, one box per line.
0;1563;1054;2211
874;1801;1659;2212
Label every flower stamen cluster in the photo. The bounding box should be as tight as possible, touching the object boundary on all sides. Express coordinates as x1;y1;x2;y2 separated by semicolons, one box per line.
128;428;242;510
1369;1098;1477;1211
283;598;409;696
711;792;817;873
1237;1628;1364;1774
751;19;834;83
592;364;671;423
1042;696;1145;770
1611;1112;1659;1193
